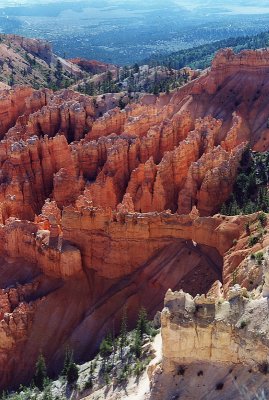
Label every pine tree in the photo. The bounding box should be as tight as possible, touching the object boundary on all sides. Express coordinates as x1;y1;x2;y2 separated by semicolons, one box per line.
118;97;126;110
244;201;256;214
133;63;139;73
133;330;142;358
230;199;240;216
99;335;113;362
62;347;79;385
107;70;113;82
136;307;149;338
85;362;94;389
34;353;47;390
62;347;73;376
66;362;79;385
119;309;128;360
42;386;53;400
153;84;160;96
55;60;63;83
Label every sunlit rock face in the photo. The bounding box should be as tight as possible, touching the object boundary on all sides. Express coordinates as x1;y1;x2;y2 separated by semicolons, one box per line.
1;48;269;390
149;288;269;400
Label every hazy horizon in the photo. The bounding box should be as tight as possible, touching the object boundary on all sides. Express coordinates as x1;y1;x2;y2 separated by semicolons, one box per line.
2;0;269;14
0;0;269;64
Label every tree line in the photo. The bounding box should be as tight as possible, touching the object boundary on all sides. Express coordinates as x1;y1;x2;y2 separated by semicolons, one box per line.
145;31;269;70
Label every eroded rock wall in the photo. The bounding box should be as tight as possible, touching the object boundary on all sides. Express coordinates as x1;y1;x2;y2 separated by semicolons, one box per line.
0;48;269;390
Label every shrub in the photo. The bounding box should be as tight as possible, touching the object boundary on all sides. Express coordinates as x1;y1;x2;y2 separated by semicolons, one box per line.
255;252;264;265
248;235;259;247
117;368;128;383
42;386;53;400
177;365;186;376
232;269;238;285
149;328;159;338
84;378;93;390
239;320;247;329
134;361;143;377
258;361;269;375
258;212;267;226
215;382;224;390
245;222;251;235
99;336;113;360
104;373;110;385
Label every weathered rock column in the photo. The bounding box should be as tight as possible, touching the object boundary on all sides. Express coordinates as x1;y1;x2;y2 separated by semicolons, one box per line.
48;214;60;248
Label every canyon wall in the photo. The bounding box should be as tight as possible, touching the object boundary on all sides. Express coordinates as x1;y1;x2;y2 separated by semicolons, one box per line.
0;48;269;389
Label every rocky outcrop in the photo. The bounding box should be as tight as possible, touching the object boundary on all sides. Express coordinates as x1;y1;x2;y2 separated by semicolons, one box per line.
161;287;269;366
149;287;269;399
18;89;96;142
69;58;115;74
0;86;34;138
0;34;85;88
211;48;269;86
0;218;82;278
0;134;81;221
178;142;245;215
5;34;53;64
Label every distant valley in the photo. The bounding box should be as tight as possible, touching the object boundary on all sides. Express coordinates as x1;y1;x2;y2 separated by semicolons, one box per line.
1;0;269;64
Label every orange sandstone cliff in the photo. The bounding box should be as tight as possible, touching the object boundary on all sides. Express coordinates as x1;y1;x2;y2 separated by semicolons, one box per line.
1;49;269;389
